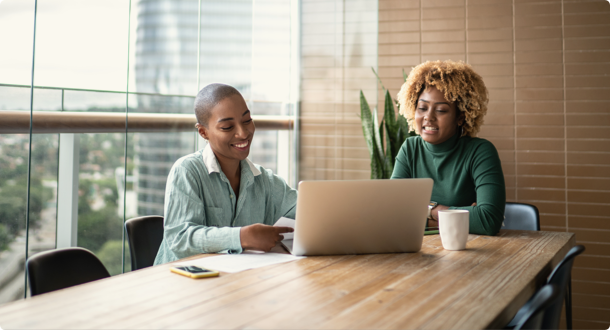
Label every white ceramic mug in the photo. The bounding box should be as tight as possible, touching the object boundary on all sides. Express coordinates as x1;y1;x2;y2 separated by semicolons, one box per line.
438;210;469;250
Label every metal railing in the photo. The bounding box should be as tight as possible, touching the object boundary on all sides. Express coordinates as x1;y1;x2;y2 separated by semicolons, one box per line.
0;111;293;134
0;83;294;133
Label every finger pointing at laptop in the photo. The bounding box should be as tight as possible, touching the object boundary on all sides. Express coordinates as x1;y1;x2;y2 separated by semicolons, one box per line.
240;224;294;252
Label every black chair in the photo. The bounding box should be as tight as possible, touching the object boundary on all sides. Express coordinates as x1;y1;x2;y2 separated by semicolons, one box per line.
26;247;110;296
507;245;585;329
513;284;559;330
503;202;540;231
125;215;164;271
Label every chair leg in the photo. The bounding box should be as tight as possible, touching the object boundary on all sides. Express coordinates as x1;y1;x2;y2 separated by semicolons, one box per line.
566;275;572;330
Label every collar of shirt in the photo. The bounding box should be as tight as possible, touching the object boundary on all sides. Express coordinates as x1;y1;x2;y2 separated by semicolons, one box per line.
202;143;262;177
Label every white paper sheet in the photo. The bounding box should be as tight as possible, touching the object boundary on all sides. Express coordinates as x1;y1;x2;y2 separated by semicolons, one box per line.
274;217;296;240
175;253;304;273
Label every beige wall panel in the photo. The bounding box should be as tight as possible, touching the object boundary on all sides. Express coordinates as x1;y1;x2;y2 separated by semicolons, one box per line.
378;0;419;10
565;37;610;51
566;101;610;114
467;40;513;53
516;88;564;101
563;0;610;14
469;52;513;65
566;114;610;126
422;0;464;8
516;76;563;89
516;138;564;151
516;101;564;113
378;43;420;55
569;216;610;230
515;63;563;76
516;113;564;126
564;13;610;26
468;3;512;17
567;165;610;178
515;51;563;64
517;163;565;176
515;27;563;40
568;190;610;205
575;255;610;271
573;270;610;285
378;9;420;21
567;127;610;140
565;63;610;75
516;150;565;164
422;30;466;43
468;28;512;41
422;7;465;20
479;125;514;138
567;151;610;165
421;19;465;31
514;13;562;28
568;177;610;191
567;140;610;153
514;2;561;16
378;20;420;33
468;15;513;29
379;32;420;44
516;126;564;139
470;63;513;76
517;188;566;202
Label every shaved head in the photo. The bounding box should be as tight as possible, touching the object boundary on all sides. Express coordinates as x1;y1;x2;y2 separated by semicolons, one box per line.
195;83;243;127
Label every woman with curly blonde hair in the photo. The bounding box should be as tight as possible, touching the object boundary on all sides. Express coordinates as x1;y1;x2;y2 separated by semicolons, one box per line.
391;60;505;236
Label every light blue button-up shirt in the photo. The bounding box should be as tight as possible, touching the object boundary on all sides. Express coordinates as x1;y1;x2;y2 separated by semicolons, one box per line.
154;144;297;265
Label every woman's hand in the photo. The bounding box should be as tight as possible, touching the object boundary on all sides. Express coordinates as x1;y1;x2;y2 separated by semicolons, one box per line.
429;202;476;227
240;223;294;252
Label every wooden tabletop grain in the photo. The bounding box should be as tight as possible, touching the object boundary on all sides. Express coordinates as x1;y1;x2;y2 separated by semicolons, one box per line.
0;230;574;329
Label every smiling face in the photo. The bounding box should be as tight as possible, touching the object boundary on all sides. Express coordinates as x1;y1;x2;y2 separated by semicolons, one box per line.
415;85;463;145
197;94;255;167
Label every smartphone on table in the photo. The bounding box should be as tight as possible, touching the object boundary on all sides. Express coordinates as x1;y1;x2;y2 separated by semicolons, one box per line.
170;265;219;279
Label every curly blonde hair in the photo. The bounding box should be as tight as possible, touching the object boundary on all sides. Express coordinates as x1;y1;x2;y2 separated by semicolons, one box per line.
397;60;488;137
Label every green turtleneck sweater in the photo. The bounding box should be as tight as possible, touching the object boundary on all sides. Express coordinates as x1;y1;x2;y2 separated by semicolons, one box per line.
391;132;505;236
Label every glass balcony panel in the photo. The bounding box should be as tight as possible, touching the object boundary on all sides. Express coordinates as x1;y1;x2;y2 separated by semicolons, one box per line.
198;0;253;98
34;0;129;91
63;90;126;113
32;89;62;111
251;0;291;103
77;132;129;275
0;133;32;303
0;86;31;111
129;0;198;96
26;134;59;292
0;0;35;86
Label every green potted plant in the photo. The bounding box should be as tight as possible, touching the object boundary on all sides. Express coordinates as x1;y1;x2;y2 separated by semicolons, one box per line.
360;69;416;179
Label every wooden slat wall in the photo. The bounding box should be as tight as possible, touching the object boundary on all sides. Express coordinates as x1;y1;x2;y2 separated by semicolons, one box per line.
301;0;610;328
300;0;378;180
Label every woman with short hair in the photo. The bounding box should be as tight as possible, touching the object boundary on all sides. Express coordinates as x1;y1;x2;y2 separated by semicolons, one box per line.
391;60;505;236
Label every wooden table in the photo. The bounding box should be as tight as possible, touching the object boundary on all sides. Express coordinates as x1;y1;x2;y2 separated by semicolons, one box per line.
0;230;574;329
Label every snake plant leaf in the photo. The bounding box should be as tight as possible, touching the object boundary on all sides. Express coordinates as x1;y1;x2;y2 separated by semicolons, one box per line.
371;106;384;161
383;120;394;176
372;67;386;92
360;91;384;179
403;68;408;82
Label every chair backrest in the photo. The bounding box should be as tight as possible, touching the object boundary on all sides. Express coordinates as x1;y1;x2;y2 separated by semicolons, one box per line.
514;284;559;330
542;245;585;329
26;247;110;296
125;215;164;271
503;202;540;231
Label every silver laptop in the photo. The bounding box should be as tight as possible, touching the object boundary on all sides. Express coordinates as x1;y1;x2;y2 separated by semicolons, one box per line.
291;178;433;256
